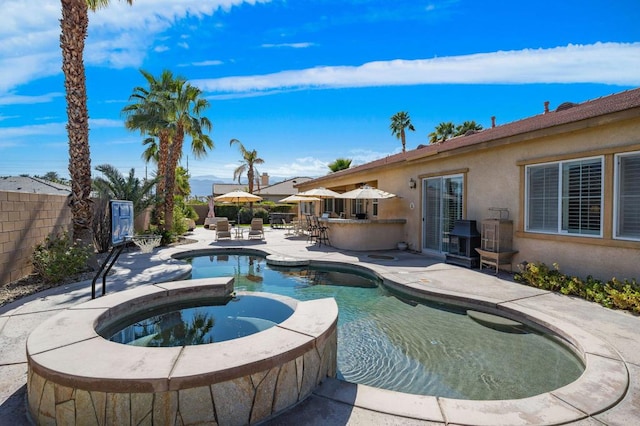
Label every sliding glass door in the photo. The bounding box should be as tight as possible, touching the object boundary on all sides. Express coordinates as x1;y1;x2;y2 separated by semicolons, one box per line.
422;175;463;254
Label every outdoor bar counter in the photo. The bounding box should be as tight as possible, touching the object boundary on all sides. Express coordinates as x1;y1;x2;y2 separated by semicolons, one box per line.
319;218;406;250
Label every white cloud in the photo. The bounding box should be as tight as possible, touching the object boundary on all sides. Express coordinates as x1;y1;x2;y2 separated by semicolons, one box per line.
349;148;399;166
0;0;271;94
261;42;316;49
178;42;190;49
0;122;66;139
90;118;124;128
184;60;224;67
267;156;330;177
193;42;640;96
0;92;63;106
154;45;170;53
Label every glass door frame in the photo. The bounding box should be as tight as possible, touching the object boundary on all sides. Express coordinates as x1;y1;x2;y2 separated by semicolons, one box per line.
421;174;464;255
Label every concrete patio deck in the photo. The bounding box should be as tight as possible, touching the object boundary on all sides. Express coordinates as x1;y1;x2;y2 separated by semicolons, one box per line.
1;226;638;425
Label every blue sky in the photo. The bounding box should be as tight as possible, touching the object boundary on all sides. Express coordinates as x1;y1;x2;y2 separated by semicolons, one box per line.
1;0;639;191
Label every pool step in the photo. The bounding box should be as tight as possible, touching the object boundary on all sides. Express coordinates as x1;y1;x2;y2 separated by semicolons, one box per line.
266;254;310;267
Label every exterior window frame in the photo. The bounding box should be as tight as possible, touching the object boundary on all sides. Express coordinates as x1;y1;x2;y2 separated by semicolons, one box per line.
525;156;604;238
614;150;640;241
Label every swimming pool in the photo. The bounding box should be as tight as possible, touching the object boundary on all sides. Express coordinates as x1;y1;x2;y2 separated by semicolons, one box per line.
185;253;584;400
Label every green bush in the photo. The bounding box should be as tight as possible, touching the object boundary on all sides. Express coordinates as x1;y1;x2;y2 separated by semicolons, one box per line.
516;262;640;314
32;233;92;284
237;206;269;224
172;204;188;236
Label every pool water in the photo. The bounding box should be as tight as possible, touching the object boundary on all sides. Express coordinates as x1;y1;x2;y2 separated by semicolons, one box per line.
106;295;294;347
186;254;584;400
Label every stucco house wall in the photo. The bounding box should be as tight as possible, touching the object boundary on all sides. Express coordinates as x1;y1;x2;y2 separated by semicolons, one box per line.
299;90;640;281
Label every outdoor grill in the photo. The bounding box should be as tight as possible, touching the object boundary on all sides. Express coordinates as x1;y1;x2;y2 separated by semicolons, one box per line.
445;220;481;268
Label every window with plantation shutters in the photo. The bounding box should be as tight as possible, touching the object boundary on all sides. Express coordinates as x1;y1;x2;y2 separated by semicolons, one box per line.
615;152;640;240
527;164;559;232
526;157;603;236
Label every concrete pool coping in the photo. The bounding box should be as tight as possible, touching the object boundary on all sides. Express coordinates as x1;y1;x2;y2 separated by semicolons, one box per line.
26;278;339;424
173;250;629;425
1;227;639;425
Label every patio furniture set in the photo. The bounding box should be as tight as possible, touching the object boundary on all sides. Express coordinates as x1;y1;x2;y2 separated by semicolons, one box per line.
215;218;265;241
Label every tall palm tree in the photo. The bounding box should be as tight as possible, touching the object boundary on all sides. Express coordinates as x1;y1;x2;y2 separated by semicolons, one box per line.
389;111;415;153
328;158;352;173
61;0;133;249
163;79;213;228
123;69;213;231
454;120;483;136
230;139;264;195
429;121;456;144
123;70;176;226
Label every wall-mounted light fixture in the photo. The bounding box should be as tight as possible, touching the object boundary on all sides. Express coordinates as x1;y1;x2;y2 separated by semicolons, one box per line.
409;178;417;189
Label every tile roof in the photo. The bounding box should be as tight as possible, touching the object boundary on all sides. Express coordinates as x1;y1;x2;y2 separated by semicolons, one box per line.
255;177;313;195
307;87;640;183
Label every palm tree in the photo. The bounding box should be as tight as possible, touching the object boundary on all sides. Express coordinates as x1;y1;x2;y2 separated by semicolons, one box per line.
123;69;213;231
36;171;68;185
164;80;213;228
429;121;456;144
61;0;133;249
123;70;176;226
230;139;265;195
455;121;483;136
92;164;159;217
328;158;352;173
389;111;415;153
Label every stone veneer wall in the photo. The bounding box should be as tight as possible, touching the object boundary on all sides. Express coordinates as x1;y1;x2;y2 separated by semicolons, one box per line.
27;330;337;425
0;191;71;286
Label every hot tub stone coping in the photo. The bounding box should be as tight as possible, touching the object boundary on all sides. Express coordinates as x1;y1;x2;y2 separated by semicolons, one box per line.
26;280;338;393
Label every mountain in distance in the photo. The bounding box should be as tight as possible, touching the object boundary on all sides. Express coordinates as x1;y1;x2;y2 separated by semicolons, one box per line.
189;175;228;197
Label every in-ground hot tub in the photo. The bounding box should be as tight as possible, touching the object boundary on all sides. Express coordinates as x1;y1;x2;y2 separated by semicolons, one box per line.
26;278;338;425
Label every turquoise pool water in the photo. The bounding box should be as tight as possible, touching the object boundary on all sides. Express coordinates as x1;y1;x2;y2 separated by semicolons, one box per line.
186;253;584;400
106;295;294;347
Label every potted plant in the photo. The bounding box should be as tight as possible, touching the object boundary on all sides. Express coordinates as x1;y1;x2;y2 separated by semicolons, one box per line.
397;241;408;251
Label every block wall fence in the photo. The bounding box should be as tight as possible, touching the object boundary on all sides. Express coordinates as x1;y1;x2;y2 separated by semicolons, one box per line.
0;191;72;286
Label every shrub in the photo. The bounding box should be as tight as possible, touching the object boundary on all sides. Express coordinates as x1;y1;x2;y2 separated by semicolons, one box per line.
252;207;270;222
172;204;188;236
238;206;269;224
516;262;640;314
32;233;92;284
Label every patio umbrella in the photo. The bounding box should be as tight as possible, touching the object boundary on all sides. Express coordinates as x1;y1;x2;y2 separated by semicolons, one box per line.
296;187;341;198
279;194;322;221
337;185;397;217
214;190;263;224
278;194;322;203
337;185;396;200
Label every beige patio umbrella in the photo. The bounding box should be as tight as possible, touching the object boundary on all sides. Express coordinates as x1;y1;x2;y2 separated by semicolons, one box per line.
214;190;263;224
296;187;341;198
337;185;396;200
337;185;396;217
279;194;321;203
279;194;321;221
